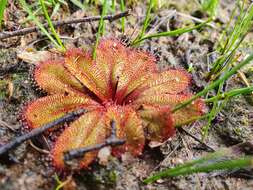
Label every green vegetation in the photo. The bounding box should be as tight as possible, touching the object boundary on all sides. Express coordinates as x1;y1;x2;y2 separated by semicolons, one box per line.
120;0;125;32
201;2;253;139
0;0;8;29
92;0;107;59
19;0;63;49
144;150;252;184
131;19;211;45
130;0;212;45
39;0;65;51
200;0;219;17
132;0;153;44
172;54;253;114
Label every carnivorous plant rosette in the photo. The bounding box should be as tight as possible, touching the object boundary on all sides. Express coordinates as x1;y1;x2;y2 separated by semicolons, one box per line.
23;39;204;170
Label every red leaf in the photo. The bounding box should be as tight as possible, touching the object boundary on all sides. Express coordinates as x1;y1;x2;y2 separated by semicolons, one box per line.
52;109;107;169
34;60;85;95
137;104;175;142
65;48;110;101
125;69;190;103
132;93;204;126
95;39;158;103
104;105;145;156
23;94;100;129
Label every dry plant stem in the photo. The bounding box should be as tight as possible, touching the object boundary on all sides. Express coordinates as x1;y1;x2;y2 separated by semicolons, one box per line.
177;12;216;28
0;10;130;40
233;62;253;95
0;120;16;132
0;109;86;156
64;120;126;161
178;128;215;152
146;10;176;35
28;140;50;154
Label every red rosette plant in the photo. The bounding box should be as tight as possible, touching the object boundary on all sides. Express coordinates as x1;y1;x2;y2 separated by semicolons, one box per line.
23;39;204;169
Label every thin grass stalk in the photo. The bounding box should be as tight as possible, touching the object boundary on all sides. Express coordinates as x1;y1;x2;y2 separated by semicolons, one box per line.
19;0;61;49
203;59;235;139
209;2;253;78
144;149;227;183
131;0;153;45
111;0;116;12
216;5;234;52
92;0;107;59
144;156;252;184
205;86;253;103
174;114;210;128
39;0;65;51
201;0;219;17
172;54;253;113
139;0;153;38
120;0;125;33
54;174;72;190
226;3;253;53
210;49;243;81
51;3;61;18
132;19;211;45
101;3;107;35
202;80;223;140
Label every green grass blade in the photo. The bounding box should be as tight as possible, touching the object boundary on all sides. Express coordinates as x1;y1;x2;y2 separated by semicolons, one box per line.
216;4;236;52
0;0;8;29
111;0;116;12
19;0;61;49
92;0;107;59
205;86;253;103
226;3;253;53
208;44;241;81
174;114;210;128
202;80;224;140
202;96;218;139
172;54;253;113
39;0;65;51
120;0;125;33
144;147;253;184
201;0;219;17
132;0;153;44
139;0;153;38
209;2;253;78
132;19;211;46
144;156;252;184
101;2;107;35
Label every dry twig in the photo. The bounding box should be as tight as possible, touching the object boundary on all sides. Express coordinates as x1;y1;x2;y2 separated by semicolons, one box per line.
178;127;215;152
64;120;125;162
28;140;50;154
0;120;16;132
0;109;86;156
0;10;130;40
